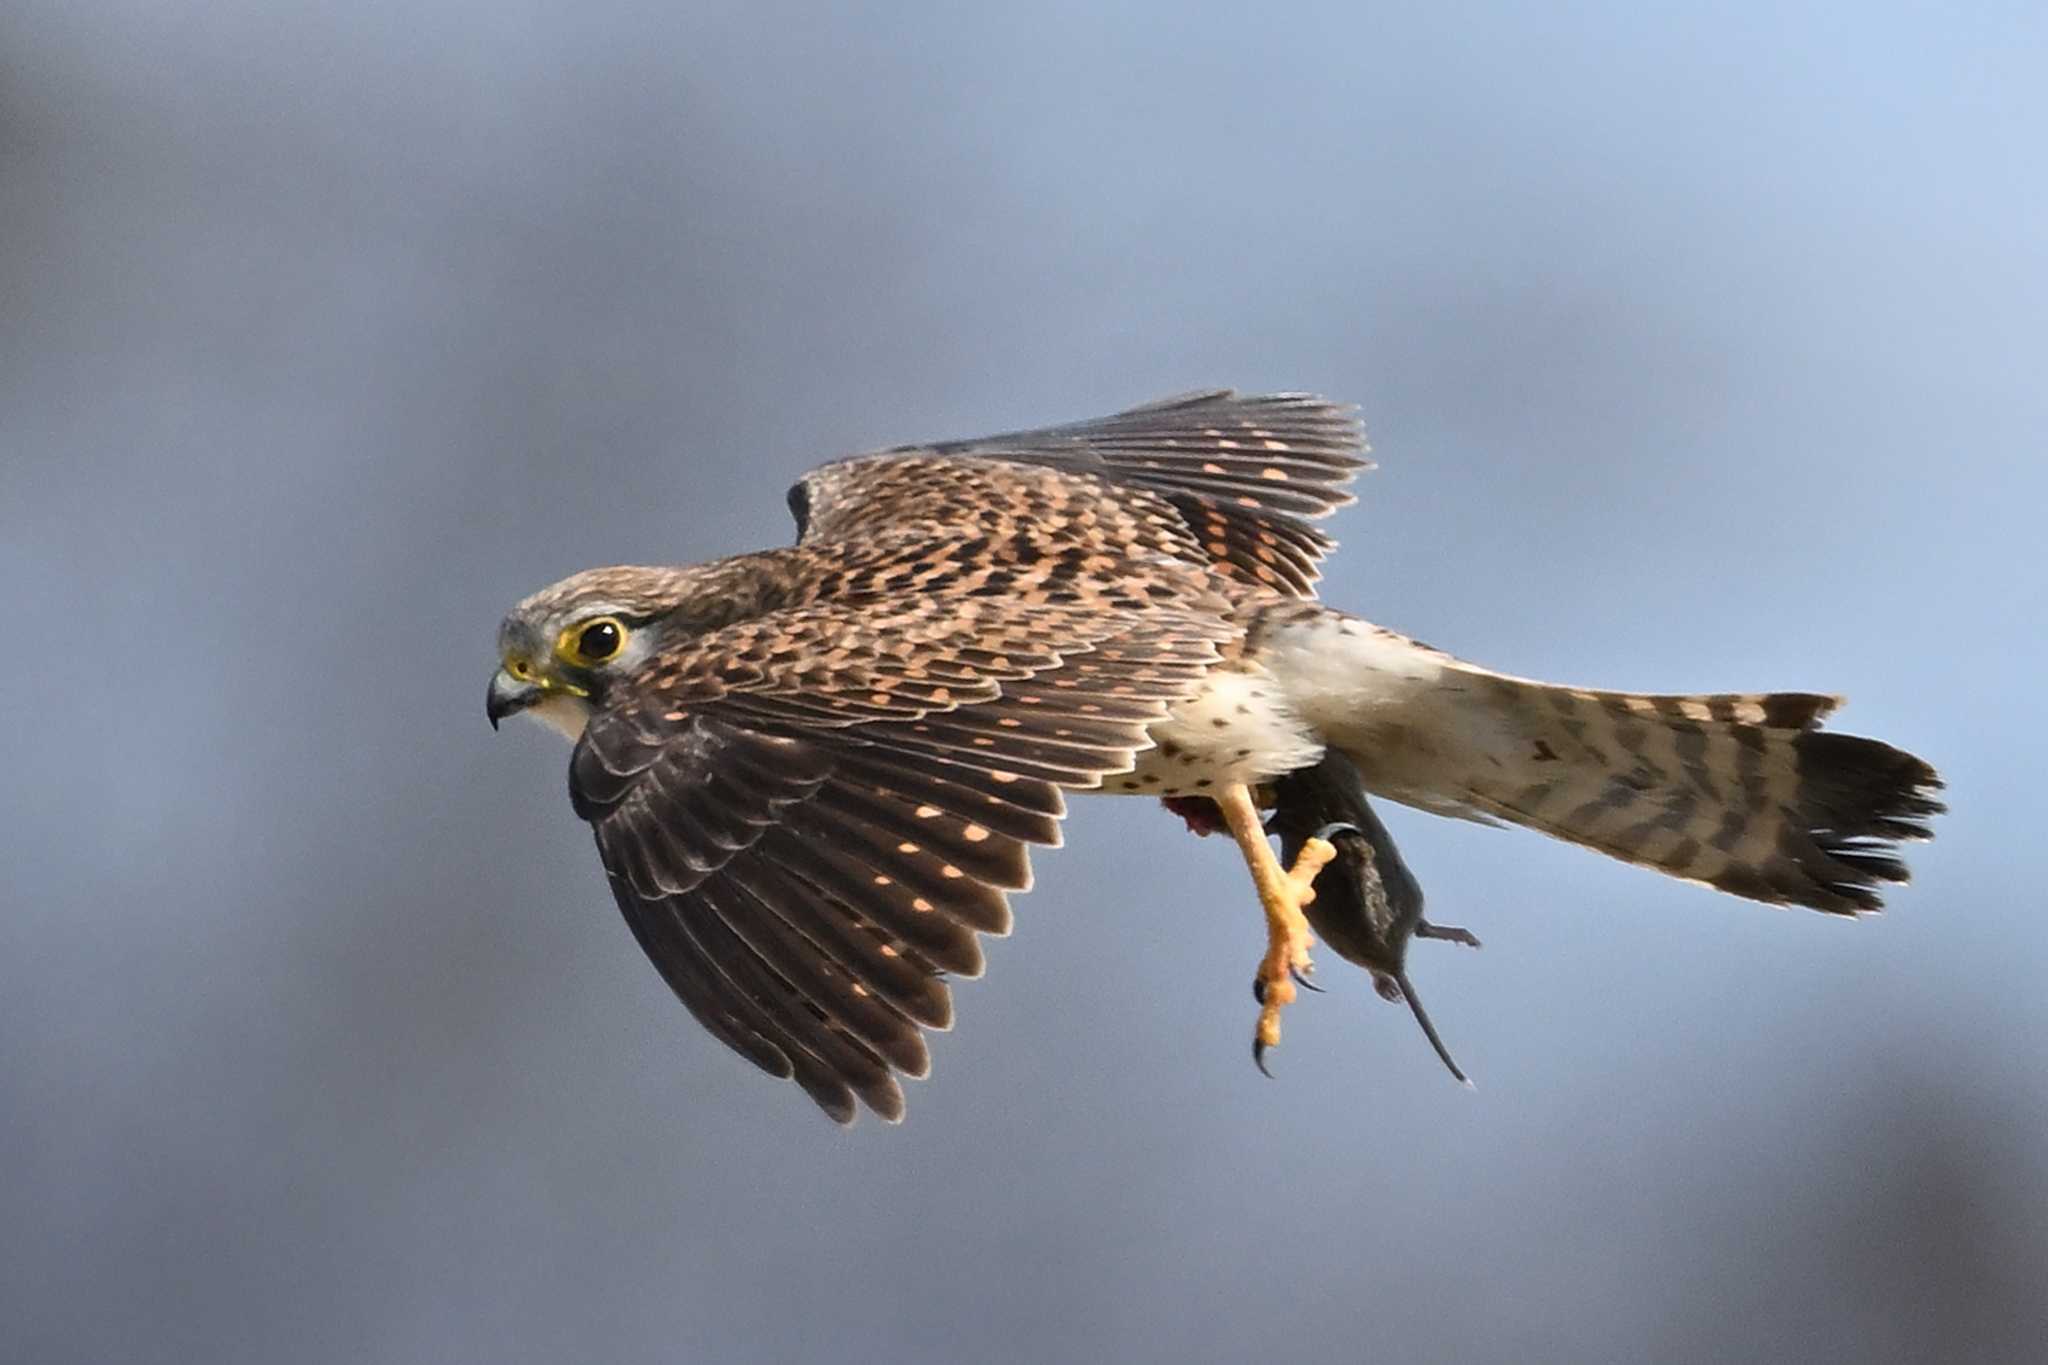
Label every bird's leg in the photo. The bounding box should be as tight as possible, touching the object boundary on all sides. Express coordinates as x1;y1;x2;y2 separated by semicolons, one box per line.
1415;920;1482;948
1213;782;1339;1073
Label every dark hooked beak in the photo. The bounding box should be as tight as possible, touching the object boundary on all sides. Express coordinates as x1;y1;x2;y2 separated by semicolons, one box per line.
486;668;541;730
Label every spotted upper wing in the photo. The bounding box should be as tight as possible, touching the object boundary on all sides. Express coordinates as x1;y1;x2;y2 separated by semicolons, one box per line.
570;595;1230;1123
791;390;1370;595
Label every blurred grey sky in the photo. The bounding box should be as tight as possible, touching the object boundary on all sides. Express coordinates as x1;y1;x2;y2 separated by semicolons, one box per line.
3;4;2044;1362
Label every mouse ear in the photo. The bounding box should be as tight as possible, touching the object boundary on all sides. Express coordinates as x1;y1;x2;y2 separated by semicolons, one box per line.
1393;971;1473;1087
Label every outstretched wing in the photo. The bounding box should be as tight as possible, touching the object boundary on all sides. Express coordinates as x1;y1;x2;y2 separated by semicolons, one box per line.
790;391;1370;596
570;595;1230;1123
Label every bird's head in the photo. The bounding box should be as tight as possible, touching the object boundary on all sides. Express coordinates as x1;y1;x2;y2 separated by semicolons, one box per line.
486;565;699;741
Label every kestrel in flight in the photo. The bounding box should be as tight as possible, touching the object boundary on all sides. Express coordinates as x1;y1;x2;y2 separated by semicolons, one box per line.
487;392;1943;1123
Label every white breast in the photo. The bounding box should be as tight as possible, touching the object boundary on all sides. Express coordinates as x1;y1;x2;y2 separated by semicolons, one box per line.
1103;665;1323;797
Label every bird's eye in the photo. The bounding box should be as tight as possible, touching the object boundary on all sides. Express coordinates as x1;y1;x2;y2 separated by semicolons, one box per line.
557;616;627;667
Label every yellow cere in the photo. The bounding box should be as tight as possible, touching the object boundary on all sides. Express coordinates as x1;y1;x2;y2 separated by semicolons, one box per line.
502;650;590;699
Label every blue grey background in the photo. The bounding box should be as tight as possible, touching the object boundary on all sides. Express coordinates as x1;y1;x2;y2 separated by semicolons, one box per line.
3;4;2043;1362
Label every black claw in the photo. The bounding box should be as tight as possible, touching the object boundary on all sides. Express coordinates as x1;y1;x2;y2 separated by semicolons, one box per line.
1291;965;1323;992
1252;976;1267;1005
1309;820;1363;844
1252;1038;1274;1078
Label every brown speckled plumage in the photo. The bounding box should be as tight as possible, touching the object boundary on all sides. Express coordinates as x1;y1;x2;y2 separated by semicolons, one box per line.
491;390;1943;1123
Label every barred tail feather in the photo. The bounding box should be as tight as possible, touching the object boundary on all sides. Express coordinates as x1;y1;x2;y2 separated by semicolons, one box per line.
1390;677;1938;913
1266;611;1946;914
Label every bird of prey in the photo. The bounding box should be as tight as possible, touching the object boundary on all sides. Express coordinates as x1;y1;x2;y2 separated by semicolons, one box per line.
487;391;1943;1123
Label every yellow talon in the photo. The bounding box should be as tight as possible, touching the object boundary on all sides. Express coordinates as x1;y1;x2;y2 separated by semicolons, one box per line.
1214;786;1336;1068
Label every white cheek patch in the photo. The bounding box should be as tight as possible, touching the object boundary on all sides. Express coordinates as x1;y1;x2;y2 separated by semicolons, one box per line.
527;693;594;742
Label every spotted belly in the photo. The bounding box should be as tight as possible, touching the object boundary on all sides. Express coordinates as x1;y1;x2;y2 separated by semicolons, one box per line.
1101;665;1324;797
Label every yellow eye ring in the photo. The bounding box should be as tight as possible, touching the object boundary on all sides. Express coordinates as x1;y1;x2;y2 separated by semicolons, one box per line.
556;615;628;668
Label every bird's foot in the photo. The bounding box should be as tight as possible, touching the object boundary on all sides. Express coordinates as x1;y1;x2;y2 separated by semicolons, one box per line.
1416;920;1482;949
1249;833;1338;1075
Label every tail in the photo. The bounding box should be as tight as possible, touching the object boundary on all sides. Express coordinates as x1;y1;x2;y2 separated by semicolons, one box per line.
1264;611;1945;914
